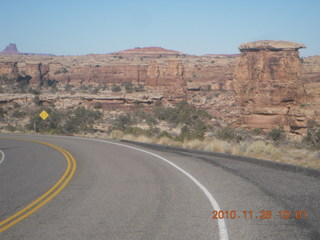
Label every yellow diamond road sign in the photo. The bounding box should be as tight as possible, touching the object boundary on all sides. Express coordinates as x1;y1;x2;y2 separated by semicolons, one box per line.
39;110;49;120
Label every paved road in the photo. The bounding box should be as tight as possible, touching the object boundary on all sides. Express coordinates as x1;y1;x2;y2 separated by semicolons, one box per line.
0;134;319;240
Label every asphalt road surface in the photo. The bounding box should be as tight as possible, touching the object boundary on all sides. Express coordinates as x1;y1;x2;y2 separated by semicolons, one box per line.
0;134;319;240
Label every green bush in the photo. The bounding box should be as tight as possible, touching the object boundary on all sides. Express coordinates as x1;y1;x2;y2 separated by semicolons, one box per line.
158;131;172;139
65;84;73;91
93;102;103;109
26;108;63;133
154;101;210;127
134;84;145;92
303;120;320;149
63;106;102;133
123;82;133;93
111;84;121;92
28;88;41;95
26;106;102;134
5;124;16;132
12;110;26;118
111;113;135;131
268;128;285;143
13;102;21;108
54;68;68;75
253;128;262;135
216;127;236;140
0;108;5;119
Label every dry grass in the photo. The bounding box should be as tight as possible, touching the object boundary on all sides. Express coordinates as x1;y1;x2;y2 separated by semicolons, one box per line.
105;130;320;170
245;141;283;160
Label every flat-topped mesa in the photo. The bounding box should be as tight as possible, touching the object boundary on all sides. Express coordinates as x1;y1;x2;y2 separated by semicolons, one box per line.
115;47;183;56
239;40;306;52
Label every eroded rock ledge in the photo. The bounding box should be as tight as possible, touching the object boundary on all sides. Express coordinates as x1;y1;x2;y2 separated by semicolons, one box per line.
239;40;306;51
0;41;320;136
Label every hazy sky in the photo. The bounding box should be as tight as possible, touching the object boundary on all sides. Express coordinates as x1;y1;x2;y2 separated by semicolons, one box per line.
1;0;319;56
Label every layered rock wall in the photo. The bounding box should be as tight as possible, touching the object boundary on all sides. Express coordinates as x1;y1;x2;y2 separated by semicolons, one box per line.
1;42;320;134
234;41;309;133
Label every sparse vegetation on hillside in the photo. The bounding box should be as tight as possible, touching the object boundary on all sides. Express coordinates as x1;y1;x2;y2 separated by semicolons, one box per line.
24;106;102;134
0;88;319;171
110;101;211;141
268;128;286;143
304;120;320;149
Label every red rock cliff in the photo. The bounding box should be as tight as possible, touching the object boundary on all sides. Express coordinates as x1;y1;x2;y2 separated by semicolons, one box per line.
234;40;308;132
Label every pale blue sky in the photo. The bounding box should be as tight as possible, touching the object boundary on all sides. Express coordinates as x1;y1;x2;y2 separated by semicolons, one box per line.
0;0;319;56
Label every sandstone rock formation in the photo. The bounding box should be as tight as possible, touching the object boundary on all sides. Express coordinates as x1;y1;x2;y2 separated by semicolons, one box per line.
234;40;308;133
1;42;320;136
0;43;20;55
239;40;306;51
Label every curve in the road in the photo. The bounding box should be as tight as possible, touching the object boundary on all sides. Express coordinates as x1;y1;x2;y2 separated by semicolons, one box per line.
72;137;229;240
0;138;77;233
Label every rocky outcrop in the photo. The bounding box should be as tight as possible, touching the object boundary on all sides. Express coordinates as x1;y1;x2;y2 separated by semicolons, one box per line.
0;43;20;55
1;41;320;135
239;40;306;51
234;40;308;133
145;60;186;86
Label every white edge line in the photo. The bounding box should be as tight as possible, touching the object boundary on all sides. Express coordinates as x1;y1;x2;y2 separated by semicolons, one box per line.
73;137;229;240
0;150;5;165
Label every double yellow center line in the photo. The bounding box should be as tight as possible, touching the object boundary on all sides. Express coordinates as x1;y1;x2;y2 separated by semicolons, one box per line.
0;138;77;232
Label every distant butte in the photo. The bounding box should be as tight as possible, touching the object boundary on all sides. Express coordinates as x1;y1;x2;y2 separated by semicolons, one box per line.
115;47;183;56
0;43;20;55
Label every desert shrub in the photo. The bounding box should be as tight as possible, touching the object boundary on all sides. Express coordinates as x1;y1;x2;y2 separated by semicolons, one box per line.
303;120;320;149
54;68;68;75
33;95;41;106
0;108;5;119
154;101;210;140
111;113;135;131
158;131;172;139
65;84;73;91
216;127;236;140
12;110;26;118
123;82;133;93
268;128;285;143
134;84;145;92
177;125;206;141
109;130;125;140
252;128;262;135
123;127;145;136
0;74;11;84
5;124;16;132
13;102;21;108
93;102;103;109
63;106;102;133
28;88;41;95
147;127;160;137
145;114;158;126
111;84;121;92
154;101;210;127
26;108;63;133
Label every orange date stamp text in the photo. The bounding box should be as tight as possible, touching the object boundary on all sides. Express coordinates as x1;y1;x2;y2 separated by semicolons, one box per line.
212;210;307;220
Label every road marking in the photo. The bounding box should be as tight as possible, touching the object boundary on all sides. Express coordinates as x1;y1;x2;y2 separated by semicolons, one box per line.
72;137;229;240
0;138;77;233
0;150;5;165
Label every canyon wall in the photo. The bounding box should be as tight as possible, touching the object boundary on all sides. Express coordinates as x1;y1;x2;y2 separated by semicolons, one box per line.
0;43;320;134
